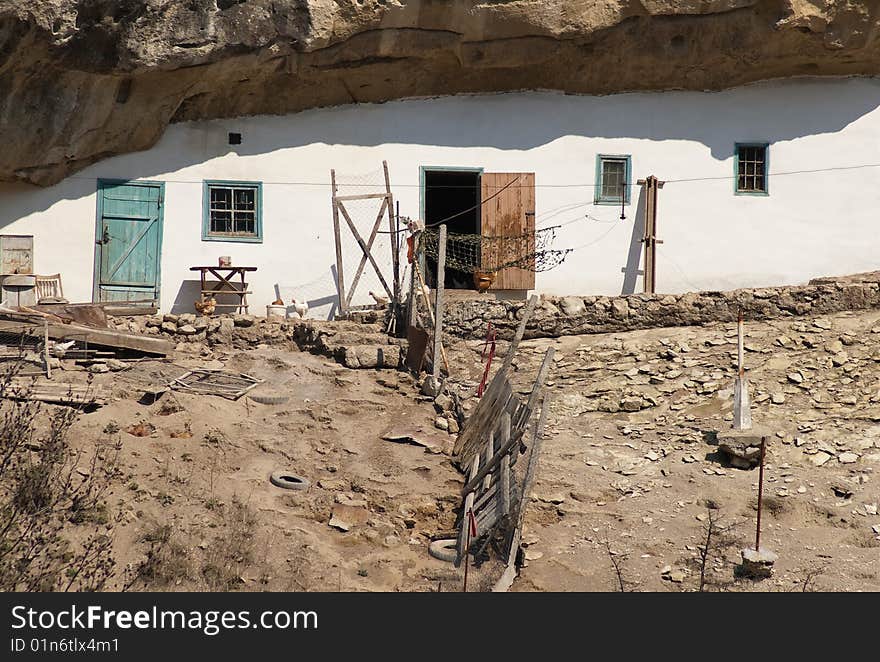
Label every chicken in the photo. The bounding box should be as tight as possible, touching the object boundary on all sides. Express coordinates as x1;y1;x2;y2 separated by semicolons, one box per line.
369;290;390;306
473;270;495;293
51;340;76;358
272;298;283;306
291;298;309;319
194;295;216;316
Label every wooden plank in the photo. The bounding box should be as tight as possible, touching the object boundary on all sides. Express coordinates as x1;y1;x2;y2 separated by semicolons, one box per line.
331;170;347;316
432;224;447;382
404;325;429;373
453;376;513;465
3;380;107;406
498;450;511;518
498;293;538;376
0;318;171;356
461;420;527;492
506;392;552;563
481;431;495;491
456;454;481;566
32;304;109;328
471;481;499;514
481;173;536;290
332;193;389;202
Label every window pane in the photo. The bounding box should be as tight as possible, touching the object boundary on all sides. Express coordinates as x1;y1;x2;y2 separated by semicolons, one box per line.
208;184;259;236
234;211;255;235
233;188;255;211
737;146;766;192
211;210;232;233
602;160;626;200
211;187;232;210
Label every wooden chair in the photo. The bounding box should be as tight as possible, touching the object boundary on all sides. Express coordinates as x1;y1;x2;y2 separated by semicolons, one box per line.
34;273;69;304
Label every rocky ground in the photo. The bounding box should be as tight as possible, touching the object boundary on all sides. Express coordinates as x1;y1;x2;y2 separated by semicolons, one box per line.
442;308;880;592
6;303;880;592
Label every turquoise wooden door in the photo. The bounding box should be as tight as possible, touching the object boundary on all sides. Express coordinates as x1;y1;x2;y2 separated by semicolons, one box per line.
94;180;164;304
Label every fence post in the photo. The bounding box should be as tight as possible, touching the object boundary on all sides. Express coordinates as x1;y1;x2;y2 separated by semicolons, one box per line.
432;224;447;383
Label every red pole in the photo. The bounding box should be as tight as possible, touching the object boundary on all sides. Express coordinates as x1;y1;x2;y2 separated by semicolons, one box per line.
462;509;474;592
755;437;766;550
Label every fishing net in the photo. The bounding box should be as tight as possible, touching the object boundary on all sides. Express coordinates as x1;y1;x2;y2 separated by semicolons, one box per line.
421;225;571;273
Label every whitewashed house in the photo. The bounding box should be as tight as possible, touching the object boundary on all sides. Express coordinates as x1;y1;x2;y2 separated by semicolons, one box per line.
0;76;878;319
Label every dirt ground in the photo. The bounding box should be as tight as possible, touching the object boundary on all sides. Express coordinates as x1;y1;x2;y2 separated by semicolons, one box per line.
15;306;880;592
53;343;480;592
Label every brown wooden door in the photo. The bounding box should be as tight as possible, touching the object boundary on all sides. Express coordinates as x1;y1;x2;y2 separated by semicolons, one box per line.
480;172;536;290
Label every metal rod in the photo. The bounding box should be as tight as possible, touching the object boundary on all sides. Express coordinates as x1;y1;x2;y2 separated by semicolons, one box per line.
737;309;744;378
756;436;766;550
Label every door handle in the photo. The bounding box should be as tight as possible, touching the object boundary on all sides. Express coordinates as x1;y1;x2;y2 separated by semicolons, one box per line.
96;227;110;245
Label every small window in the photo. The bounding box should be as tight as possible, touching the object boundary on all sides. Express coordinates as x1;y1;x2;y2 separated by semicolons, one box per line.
202;181;262;242
595;155;631;205
735;143;769;195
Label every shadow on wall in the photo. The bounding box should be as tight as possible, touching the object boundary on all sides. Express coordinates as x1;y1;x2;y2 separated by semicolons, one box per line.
171;280;204;315
621;186;647;295
3;78;880;222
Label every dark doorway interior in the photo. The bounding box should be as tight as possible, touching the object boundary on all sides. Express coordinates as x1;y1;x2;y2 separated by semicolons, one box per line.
423;169;481;289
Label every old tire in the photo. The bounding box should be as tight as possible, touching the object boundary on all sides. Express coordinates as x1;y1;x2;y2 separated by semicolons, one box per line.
428;538;458;563
269;471;310;491
249;393;290;405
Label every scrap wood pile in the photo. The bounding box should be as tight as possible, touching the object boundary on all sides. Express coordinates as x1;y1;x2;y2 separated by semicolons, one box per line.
1;379;107;407
448;296;553;572
0;307;172;358
0;305;172;408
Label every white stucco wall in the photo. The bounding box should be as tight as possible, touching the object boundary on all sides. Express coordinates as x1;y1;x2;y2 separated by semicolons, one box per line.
1;77;879;318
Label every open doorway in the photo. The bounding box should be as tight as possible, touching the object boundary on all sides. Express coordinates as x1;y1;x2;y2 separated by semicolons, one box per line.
421;168;481;290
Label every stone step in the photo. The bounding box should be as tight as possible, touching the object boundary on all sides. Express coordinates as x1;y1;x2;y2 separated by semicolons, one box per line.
337;344;403;369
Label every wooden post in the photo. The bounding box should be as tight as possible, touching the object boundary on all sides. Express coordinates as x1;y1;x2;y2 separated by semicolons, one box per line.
407;230;420;330
498;294;538;377
43;319;51;379
639;175;664;294
384;161;399;309
432;224;447;382
330;169;346;318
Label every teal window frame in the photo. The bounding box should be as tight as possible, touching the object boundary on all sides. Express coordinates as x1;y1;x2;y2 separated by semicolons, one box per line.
594;154;632;206
734;143;769;196
202;180;263;243
419;165;484;222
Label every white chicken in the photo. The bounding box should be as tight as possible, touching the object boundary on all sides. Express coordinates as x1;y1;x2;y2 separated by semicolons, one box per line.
369;290;390;306
291;298;309;319
51;340;76;358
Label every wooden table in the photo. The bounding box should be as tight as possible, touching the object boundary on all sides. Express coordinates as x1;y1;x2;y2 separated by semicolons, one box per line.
190;266;257;314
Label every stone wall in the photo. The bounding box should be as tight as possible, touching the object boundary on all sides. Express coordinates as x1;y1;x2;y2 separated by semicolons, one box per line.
442;276;880;341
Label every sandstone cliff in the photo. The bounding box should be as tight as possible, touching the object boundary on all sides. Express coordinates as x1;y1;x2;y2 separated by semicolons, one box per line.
2;1;879;185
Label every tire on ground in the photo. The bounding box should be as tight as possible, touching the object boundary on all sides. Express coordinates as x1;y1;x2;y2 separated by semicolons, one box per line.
269;471;310;491
428;538;458;563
